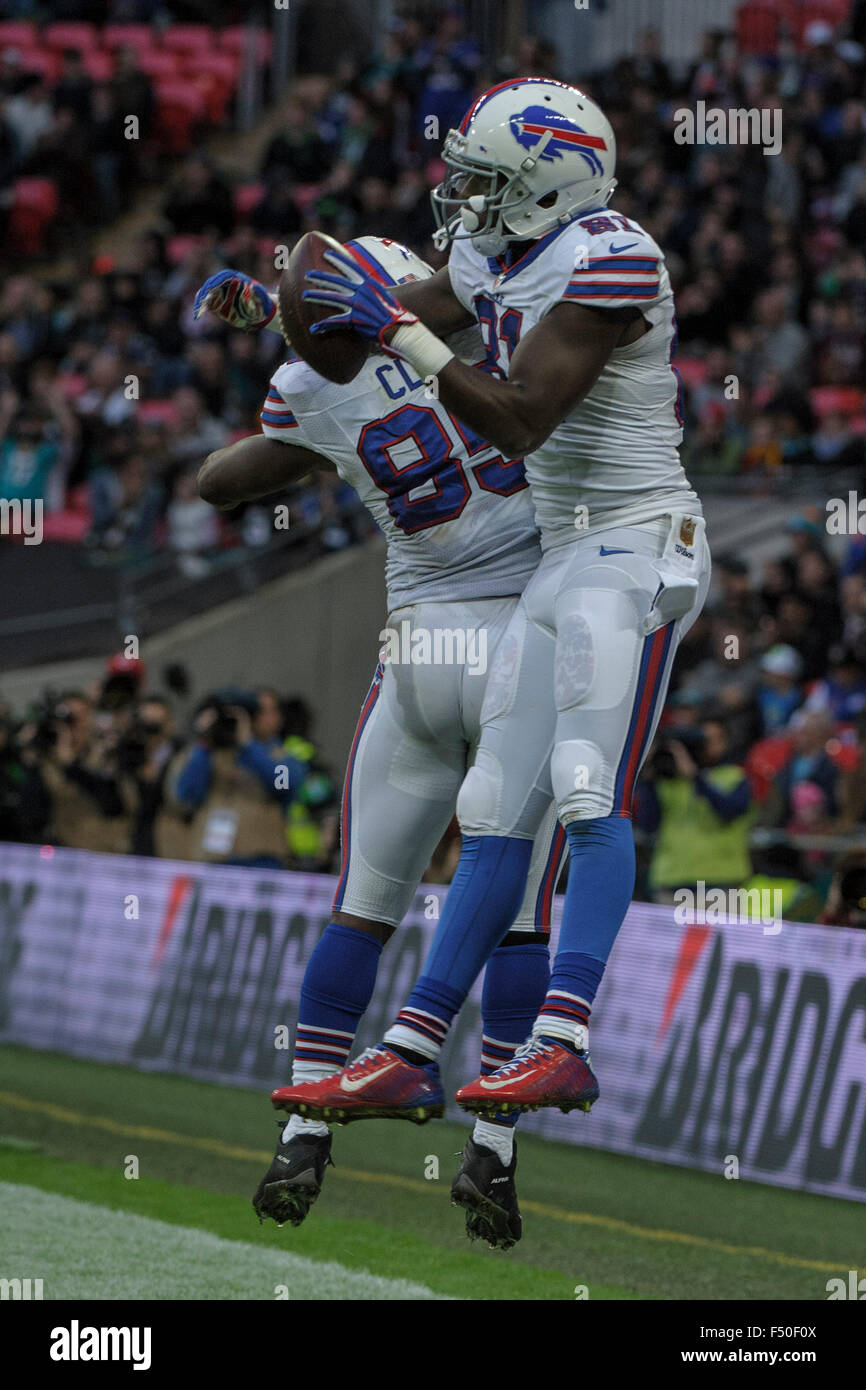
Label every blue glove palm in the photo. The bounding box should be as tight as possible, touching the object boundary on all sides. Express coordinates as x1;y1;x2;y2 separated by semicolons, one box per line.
303;248;418;346
193;269;276;331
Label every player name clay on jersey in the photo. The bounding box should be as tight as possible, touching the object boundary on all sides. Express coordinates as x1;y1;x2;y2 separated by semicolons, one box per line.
447;207;702;548
260;347;540;610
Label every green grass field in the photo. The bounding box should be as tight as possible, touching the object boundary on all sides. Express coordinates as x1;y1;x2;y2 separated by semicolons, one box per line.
0;1044;859;1301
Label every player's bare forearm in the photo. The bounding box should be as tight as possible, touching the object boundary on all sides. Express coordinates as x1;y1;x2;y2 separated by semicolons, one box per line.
394;267;475;335
197;434;327;509
414;302;630;459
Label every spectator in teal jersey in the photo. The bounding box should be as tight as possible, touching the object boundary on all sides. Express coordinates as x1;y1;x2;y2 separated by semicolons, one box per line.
0;405;59;504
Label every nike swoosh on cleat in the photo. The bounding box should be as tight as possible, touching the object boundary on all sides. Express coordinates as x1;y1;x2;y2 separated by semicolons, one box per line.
608;241;639;253
477;1075;529;1091
339;1061;399;1092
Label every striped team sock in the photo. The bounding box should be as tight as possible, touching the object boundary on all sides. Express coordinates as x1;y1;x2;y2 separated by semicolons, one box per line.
472;1035;523;1157
384;837;536;1062
534;985;592;1048
477;936;551;1135
534;951;603;1050
283;922;384;1139
384;977;463;1061
534;818;636;1049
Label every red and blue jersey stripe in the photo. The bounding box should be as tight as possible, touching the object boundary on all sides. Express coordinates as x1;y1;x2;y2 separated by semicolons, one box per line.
261;387;299;429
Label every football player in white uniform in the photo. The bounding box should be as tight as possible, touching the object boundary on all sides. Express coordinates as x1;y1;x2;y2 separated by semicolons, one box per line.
274;79;711;1126
195;237;566;1248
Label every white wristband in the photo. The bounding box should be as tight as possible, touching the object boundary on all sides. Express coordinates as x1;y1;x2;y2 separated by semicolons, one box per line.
390;320;455;381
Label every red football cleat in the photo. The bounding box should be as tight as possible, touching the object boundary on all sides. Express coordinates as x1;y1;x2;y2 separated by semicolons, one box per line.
455;1036;600;1115
270;1046;445;1125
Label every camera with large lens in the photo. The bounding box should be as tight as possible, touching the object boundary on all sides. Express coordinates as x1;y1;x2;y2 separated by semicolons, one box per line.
198;686;258;750
208;702;239;749
650;724;706;779
115;717;164;774
30;696;76;753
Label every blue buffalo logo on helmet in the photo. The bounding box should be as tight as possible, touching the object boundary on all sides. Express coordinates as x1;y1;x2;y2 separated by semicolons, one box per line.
509;105;607;176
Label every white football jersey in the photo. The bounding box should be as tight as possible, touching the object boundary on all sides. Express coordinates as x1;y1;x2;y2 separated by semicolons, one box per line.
447;207;701;547
260;350;539;611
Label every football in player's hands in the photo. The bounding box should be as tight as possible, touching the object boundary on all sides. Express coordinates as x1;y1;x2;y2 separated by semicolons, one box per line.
278;231;371;384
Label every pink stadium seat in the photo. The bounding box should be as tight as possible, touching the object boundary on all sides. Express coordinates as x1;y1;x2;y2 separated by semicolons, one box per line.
292;183;321;215
810;386;865;418
16;48;63;83
185;73;229;125
155;81;207;152
44;22;99;52
166;234;206;265
162;25;216;55
258;235;279;260
219;27;272;63
136;50;182;80
672;357;707;387
82;49;115;82
42;509;91;543
736;1;781;54
102;25;154;52
183;54;239;124
234;183;266;220
182;49;239;82
6;178;59;257
0;21;37;47
138;399;181;426
56;372;87;400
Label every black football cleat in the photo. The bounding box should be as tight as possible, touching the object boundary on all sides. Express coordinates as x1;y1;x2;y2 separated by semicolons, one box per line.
451;1136;522;1251
252;1123;333;1227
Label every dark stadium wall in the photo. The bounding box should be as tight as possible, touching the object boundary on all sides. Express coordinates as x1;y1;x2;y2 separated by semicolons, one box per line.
0;540;387;777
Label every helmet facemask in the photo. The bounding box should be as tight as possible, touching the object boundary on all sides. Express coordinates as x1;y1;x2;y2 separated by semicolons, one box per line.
432;137;533;256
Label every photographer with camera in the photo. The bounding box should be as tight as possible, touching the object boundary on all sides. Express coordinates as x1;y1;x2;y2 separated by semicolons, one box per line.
120;695;179;857
167;687;305;869
21;690;133;854
635;718;754;904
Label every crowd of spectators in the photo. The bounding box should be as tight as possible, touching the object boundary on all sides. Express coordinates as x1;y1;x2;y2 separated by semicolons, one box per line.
0;41;154;241
637;509;866;923
2;5;866;918
2;9;865;559
0;653;341;873
591;13;866;483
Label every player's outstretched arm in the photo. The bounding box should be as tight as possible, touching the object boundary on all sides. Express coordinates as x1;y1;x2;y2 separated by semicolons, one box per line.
193;270;280;334
303;249;637;457
197;434;328;510
424;302;634;457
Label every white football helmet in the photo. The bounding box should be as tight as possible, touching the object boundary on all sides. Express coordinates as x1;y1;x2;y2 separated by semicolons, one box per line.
344;236;433;285
432;78;617;256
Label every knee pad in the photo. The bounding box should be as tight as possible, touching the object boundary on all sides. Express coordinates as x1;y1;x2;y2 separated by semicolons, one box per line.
551;738;608;821
456;751;502;834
